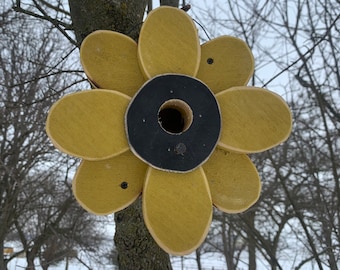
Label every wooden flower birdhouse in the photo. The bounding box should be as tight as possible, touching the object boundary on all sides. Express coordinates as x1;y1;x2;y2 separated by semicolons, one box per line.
46;6;292;255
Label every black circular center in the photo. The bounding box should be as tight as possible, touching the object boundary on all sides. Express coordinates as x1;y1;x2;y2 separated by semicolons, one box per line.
158;108;184;133
126;74;221;172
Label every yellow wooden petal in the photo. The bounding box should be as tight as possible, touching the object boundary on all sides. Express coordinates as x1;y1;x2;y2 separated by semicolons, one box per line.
203;148;261;213
216;86;292;153
138;6;200;79
46;89;130;160
73;151;147;215
143;167;212;255
196;36;254;94
80;30;145;97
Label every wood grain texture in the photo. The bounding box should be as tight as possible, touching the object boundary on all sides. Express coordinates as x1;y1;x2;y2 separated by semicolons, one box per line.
138;6;200;79
216;86;292;153
73;150;147;215
196;36;254;94
143;167;212;255
46;89;130;160
203;148;261;213
80;30;145;97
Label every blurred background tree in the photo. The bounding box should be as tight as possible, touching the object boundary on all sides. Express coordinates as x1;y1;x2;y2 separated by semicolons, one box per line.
0;4;113;270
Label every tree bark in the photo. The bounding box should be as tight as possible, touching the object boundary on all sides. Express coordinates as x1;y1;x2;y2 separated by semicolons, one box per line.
114;199;172;269
69;0;147;44
68;1;173;268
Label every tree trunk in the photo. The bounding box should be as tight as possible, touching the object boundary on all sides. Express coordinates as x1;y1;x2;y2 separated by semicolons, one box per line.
160;0;180;7
245;211;256;270
69;0;148;44
68;1;176;268
0;240;7;270
114;199;172;269
26;248;37;270
195;249;202;270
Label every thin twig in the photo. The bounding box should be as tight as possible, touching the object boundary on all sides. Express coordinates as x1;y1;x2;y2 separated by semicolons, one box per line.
262;13;340;87
13;2;76;46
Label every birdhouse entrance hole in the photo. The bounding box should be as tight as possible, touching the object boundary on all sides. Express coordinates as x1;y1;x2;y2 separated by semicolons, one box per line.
158;99;193;134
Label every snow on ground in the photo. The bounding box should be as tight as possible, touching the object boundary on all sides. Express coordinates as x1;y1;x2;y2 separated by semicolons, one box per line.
6;251;327;270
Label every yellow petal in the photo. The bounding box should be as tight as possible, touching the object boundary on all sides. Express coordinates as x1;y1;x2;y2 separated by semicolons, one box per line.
216;86;292;153
80;30;145;97
203;148;261;213
143;167;212;255
73;151;147;215
138;6;200;79
46;89;130;160
196;36;254;94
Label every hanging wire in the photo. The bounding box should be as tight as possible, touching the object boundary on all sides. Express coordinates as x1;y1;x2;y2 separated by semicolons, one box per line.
130;3;212;41
193;18;211;41
180;2;212;41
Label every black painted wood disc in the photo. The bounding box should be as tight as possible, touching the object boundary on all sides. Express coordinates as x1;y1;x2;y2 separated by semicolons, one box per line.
125;74;221;172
